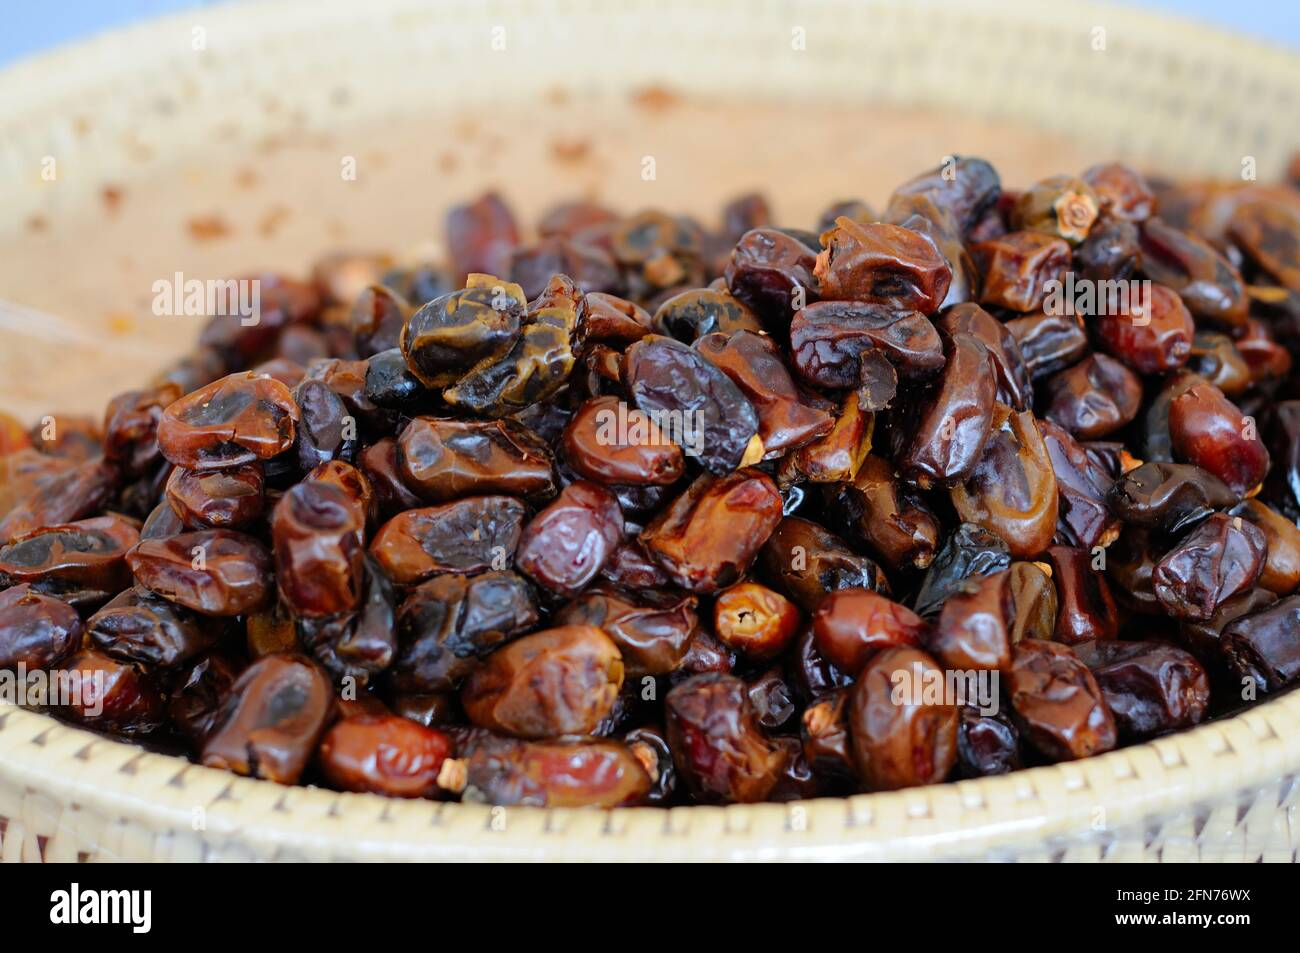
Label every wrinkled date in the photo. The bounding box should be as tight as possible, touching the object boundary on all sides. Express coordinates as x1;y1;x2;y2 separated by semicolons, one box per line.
515;481;623;597
397;416;556;503
462;733;651;808
0;583;82;671
849;647;957;790
0;514;138;606
664;672;788;803
813;218;952;313
461;625;624;738
201;654;333;783
1008;640;1117;761
126;530;272;616
756;516;890;611
53;649;165;734
1074;640;1210;740
640;470;783;592
1152;513;1266;621
156;372;299;470
369;496;527;584
390;570;539;693
318;714;452;798
87;586;221;668
624;334;760;475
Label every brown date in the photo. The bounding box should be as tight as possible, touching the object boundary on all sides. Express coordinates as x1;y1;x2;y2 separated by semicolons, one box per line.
812;587;926;677
1043;353;1141;439
53;649;165;735
1140;217;1248;328
899;332;996;483
813;218;952;314
554;585;696;678
1039;419;1120;549
369;496;527;585
823;455;940;572
1046;545;1118;643
0;583;82;671
1107;461;1236;535
756;516;890;612
624;334;760;475
1094;282;1194;374
397;416;556;504
583;292;653;346
1220;595;1300;692
1008;639;1117;761
461;733;651;808
1230;500;1300;595
724;227;819;326
664;672;787;803
390;570;539;693
928;569;1013;672
1152;513;1266;621
87;586;221;668
272;481;366;618
849;646;958;790
1081;163;1155;221
1006;561;1058;643
949;403;1058;559
515;480;623;597
201;654;333;784
164;463;264;530
561;396;685;486
0;457;118;545
713;582;801;661
1168;381;1269;497
936;303;1032;410
102;382;182;477
971;230;1070;312
0;513;138;605
318;714;453;798
156;372;299;470
790;300;945;390
445;191;520;285
1011;175;1099;244
1074;639;1210;740
640;470;782;593
461;625;623;738
652;286;763;343
1004;311;1088;379
400;274;526;390
126;530;272;616
695;330;834;456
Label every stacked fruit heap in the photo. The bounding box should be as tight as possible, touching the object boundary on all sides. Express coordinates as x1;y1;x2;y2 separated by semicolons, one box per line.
2;155;1300;807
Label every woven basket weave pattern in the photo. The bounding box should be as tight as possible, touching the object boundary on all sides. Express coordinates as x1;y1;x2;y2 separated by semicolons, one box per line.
2;0;1300;861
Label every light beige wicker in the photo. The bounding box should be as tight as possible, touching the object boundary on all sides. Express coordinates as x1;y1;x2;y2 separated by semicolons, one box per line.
2;0;1300;862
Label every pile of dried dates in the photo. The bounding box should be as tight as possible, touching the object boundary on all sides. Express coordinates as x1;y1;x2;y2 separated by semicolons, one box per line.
3;154;1300;807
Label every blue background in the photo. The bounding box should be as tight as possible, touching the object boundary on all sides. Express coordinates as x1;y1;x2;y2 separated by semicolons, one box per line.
2;0;1299;66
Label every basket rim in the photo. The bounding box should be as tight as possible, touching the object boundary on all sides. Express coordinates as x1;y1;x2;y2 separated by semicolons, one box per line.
2;682;1297;860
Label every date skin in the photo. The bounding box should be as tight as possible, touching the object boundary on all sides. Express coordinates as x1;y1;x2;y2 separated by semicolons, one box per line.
664;672;788;804
640;470;783;593
461;625;624;738
850;646;958;790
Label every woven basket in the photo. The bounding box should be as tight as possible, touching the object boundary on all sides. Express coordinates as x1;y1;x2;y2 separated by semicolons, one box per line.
2;0;1300;862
